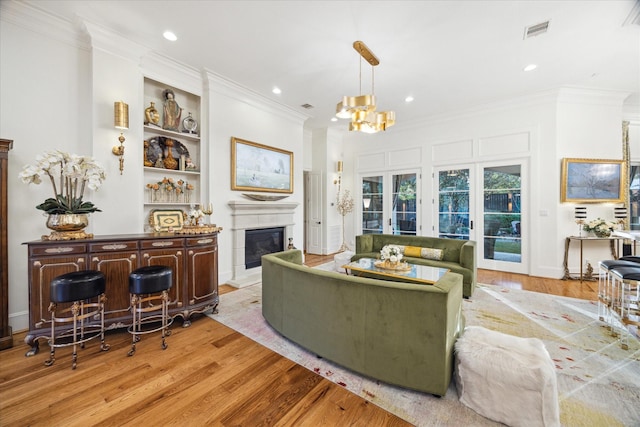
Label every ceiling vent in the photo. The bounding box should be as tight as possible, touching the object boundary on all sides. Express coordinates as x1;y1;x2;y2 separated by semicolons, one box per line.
300;103;314;109
524;20;550;39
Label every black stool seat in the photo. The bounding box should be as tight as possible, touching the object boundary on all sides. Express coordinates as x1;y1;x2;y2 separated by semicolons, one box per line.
129;266;172;294
598;260;640;270
50;271;105;303
609;266;640;281
619;256;640;263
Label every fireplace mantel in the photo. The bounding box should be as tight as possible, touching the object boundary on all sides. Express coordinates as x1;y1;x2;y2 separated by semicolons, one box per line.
228;200;299;287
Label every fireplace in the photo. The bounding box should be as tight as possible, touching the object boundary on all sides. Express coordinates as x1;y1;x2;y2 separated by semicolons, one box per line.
228;200;299;288
245;227;284;269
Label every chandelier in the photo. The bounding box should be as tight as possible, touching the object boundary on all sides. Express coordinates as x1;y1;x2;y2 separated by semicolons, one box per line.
336;41;395;133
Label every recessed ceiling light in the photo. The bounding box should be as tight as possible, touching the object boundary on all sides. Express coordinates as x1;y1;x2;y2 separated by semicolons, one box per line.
331;117;338;122
405;96;414;103
523;64;537;72
272;87;282;95
163;31;177;41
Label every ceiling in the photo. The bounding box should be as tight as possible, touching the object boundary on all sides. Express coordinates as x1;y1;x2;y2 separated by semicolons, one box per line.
23;0;640;130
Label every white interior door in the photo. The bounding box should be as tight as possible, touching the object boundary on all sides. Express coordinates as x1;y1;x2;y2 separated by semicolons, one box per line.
306;172;322;254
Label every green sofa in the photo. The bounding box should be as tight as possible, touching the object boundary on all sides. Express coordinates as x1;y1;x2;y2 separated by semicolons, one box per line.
261;249;465;397
353;234;477;298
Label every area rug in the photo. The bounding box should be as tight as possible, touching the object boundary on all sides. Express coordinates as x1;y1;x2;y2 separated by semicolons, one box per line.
209;265;640;426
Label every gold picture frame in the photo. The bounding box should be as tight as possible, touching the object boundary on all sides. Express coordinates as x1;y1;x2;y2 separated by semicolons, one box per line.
231;137;293;193
561;158;626;203
149;209;185;231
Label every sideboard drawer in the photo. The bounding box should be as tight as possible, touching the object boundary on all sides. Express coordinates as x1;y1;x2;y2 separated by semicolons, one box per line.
186;235;217;247
90;241;138;252
140;238;183;249
29;243;86;257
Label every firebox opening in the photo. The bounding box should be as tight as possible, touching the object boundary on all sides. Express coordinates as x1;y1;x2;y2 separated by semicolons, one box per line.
245;227;285;269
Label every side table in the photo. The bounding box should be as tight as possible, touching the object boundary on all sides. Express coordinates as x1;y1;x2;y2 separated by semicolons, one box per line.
562;236;621;281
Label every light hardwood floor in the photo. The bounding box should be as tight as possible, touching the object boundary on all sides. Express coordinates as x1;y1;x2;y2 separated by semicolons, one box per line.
0;254;592;426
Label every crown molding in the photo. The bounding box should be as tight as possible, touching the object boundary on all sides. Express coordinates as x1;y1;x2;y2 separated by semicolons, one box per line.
0;0;90;51
140;52;203;97
82;20;150;65
556;87;631;106
203;69;309;126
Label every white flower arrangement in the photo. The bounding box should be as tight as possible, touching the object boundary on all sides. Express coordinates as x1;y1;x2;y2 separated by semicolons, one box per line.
19;150;106;214
582;218;618;237
380;245;403;263
187;205;204;226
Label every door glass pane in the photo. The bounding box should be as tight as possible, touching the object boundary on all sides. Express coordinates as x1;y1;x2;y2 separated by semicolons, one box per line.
362;176;383;234
484;165;521;262
438;169;470;240
392;173;417;235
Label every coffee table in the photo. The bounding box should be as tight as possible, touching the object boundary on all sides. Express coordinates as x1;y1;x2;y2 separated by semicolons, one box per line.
342;257;449;285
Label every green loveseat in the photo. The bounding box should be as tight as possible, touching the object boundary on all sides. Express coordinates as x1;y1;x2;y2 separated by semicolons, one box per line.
353;234;477;298
261;249;464;397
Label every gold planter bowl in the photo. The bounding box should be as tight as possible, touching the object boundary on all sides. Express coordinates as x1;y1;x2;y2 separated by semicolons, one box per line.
43;214;93;241
46;214;89;231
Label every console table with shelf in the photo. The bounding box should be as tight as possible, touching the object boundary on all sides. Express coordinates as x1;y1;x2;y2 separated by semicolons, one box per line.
562;235;621;281
23;232;219;356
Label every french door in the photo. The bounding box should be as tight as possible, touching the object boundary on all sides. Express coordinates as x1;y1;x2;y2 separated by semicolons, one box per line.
435;160;527;274
361;170;420;235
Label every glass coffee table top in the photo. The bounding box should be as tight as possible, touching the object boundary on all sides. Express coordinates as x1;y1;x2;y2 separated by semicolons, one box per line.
342;257;449;285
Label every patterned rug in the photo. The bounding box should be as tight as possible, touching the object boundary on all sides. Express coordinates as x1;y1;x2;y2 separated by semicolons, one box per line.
209;265;640;426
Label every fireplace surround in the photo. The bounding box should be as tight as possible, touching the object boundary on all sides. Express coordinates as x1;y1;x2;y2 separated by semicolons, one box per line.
228;200;299;287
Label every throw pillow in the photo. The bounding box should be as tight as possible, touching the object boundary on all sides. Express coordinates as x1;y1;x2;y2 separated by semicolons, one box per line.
421;247;444;260
403;246;444;261
404;246;422;257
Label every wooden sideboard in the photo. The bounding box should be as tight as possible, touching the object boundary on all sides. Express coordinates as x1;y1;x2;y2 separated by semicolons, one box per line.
23;232;219;356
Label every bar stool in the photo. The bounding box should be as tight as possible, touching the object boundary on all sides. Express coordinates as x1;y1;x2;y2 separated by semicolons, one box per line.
597;259;640;324
128;265;173;356
608;266;640;349
46;270;109;369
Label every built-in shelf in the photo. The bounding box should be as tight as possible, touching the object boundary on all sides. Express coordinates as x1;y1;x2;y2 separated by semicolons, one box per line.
144;125;200;141
144;167;200;175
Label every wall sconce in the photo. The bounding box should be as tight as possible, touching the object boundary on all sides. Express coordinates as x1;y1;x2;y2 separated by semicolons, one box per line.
333;161;343;190
112;101;129;175
363;197;371;210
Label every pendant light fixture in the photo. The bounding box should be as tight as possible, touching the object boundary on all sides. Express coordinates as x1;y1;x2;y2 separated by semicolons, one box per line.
336;41;395;133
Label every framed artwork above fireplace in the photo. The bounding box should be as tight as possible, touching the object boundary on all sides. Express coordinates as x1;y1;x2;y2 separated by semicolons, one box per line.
231;137;293;193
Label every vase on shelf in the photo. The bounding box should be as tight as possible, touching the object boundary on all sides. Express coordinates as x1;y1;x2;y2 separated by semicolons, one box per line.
163;140;178;170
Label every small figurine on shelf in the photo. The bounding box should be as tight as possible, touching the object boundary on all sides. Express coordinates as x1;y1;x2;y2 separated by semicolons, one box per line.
187;204;204;226
162;89;182;131
144;101;160;127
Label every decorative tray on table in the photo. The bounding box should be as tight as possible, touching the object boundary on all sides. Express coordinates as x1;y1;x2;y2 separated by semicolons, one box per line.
374;260;412;271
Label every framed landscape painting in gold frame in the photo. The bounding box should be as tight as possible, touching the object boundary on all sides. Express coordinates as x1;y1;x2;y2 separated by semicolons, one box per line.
561;158;625;203
231;137;293;193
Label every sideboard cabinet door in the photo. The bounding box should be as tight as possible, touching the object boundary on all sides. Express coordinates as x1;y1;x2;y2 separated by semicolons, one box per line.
89;241;139;324
140;239;184;309
185;236;219;320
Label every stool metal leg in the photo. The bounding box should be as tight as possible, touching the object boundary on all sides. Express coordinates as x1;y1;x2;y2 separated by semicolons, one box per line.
45;302;57;367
